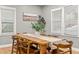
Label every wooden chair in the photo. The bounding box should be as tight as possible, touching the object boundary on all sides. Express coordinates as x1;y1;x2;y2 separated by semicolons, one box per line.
18;38;40;54
11;35;20;54
18;37;32;54
53;40;73;54
11;33;32;54
19;33;39;54
11;33;39;54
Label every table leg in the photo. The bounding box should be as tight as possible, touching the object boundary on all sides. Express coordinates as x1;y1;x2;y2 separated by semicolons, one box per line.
39;44;47;54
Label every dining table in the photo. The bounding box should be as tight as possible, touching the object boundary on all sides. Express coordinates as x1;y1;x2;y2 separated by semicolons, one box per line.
16;33;63;54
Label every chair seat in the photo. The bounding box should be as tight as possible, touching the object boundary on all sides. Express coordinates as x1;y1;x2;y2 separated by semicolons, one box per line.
53;40;72;48
58;48;70;54
52;40;73;54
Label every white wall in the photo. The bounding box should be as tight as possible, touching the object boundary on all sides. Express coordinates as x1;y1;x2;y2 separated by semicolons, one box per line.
6;5;42;33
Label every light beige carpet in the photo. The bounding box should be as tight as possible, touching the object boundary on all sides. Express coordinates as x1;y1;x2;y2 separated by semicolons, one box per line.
0;47;79;54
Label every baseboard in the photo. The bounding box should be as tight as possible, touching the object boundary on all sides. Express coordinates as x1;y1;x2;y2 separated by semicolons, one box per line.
72;47;79;51
0;44;12;48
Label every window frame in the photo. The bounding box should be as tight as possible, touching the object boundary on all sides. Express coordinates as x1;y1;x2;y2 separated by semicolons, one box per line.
0;6;16;36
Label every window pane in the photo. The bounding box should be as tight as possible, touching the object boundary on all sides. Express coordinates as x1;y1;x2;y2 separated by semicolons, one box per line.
52;9;62;34
64;5;78;36
1;8;15;22
2;22;14;33
64;5;78;28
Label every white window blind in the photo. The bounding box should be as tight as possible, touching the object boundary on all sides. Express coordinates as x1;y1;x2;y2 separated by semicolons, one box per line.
0;6;16;35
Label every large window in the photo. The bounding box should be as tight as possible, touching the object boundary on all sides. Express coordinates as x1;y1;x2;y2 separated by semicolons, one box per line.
51;8;64;35
64;6;78;36
51;5;79;36
0;6;16;35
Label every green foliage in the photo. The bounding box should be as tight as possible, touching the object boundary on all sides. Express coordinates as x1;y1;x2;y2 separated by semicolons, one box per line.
31;16;46;32
31;22;45;32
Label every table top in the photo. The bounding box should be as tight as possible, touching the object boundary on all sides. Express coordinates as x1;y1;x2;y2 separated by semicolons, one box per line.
16;33;63;45
25;34;62;42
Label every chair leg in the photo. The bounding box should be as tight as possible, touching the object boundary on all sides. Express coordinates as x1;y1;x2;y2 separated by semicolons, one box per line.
27;44;30;54
16;41;20;54
70;47;72;54
57;47;59;54
18;47;23;54
11;39;15;54
16;47;19;54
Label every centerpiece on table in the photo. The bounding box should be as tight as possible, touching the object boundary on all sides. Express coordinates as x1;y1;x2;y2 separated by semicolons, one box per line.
31;15;46;36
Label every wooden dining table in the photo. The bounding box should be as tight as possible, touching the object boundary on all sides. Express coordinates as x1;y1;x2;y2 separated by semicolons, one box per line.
16;33;62;54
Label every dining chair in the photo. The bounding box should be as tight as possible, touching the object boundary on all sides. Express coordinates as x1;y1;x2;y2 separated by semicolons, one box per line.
53;40;73;54
18;37;33;54
11;33;40;54
21;33;39;54
11;35;20;54
11;33;31;54
18;37;40;54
